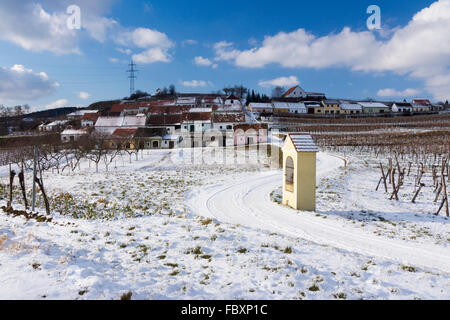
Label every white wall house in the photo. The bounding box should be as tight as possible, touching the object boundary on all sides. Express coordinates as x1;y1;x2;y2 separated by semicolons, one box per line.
61;129;89;143
392;103;413;113
248;103;274;114
282;86;307;98
288;103;307;114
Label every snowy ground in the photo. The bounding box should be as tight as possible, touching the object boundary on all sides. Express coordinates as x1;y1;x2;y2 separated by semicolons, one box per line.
0;147;449;300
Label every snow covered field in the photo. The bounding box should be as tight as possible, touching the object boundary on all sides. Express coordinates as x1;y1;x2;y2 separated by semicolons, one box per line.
0;147;449;300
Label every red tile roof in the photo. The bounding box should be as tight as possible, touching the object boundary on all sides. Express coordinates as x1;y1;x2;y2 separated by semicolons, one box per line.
147;114;183;125
412;99;431;105
111;128;138;138
81;113;100;122
282;86;298;97
147;105;190;115
183;112;211;121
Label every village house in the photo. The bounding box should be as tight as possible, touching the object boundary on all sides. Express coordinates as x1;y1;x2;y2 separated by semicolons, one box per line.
202;96;223;108
288;103;307;114
358;102;390;114
233;123;268;146
94;114;146;135
272;102;290;114
392;102;413;113
339;103;362;115
146;114;183;134
212;113;246;132
110;128;138;149
303;102;323;115
181;112;212;133
38;120;70;132
412;99;431;105
321;100;341;115
81;113;100;127
248;103;274;114
176;97;197;108
272;102;307;114
282;86;307;99
411;103;431;113
282;86;326;100
223;95;243;109
94;116;125;135
61;128;89;143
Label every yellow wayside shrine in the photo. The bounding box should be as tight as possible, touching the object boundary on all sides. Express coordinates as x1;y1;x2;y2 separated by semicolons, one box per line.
282;134;318;211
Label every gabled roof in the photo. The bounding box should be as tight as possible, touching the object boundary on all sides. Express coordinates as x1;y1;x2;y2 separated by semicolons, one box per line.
122;115;146;127
358;102;389;108
412;99;431;105
95;116;124;127
61;129;89;135
287;134;319;153
147;105;190;115
183;112;211;122
273;102;306;110
248;103;273;109
323;99;340;105
112;128;138;138
340;103;362;110
81;113;100;122
394;102;413;107
147;114;183;125
282;86;302;97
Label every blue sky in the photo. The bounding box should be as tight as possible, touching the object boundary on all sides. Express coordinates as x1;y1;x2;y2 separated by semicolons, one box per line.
0;0;448;111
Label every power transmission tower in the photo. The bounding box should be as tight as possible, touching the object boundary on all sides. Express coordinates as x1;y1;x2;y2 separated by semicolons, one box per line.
127;60;138;97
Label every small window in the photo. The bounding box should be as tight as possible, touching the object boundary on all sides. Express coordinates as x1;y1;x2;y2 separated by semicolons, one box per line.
285;157;294;192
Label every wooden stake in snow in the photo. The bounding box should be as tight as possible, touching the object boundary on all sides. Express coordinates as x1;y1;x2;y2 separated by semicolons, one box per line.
8;164;15;209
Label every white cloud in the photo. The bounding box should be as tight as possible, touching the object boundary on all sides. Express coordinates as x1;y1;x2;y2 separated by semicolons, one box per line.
116;48;132;55
194;56;218;68
0;64;59;102
132;48;171;64
181;80;211;88
128;28;173;49
117;27;174;65
259;76;300;88
214;0;450;100
0;2;79;54
41;99;69;110
78;92;91;100
109;58;119;63
0;1;118;54
377;88;421;97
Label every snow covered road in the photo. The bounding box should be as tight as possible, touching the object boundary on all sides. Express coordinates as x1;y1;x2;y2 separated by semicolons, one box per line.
187;153;450;273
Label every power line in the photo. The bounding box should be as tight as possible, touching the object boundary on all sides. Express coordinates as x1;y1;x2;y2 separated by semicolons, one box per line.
126;60;138;96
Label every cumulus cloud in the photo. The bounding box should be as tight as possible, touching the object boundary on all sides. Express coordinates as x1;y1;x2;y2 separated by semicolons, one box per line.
0;0;118;54
259;76;300;88
0;2;79;54
118;27;173;49
78;91;91;99
181;80;211;88
133;48;172;64
194;56;218;69
117;27;174;64
0;64;59;102
377;88;421;97
214;0;450;100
